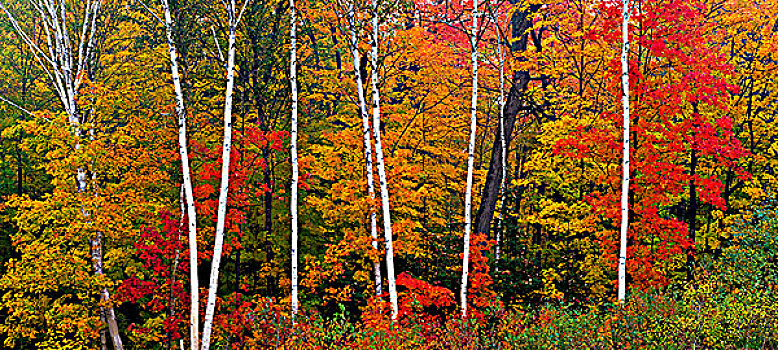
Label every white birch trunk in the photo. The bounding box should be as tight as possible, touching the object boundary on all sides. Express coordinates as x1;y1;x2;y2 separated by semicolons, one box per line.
348;5;382;297
160;0;200;346
461;0;479;318
0;1;123;348
99;313;108;350
171;185;184;348
91;233;124;350
200;1;240;347
370;0;398;320
494;14;505;271
617;0;630;303
88;130;124;350
290;0;300;317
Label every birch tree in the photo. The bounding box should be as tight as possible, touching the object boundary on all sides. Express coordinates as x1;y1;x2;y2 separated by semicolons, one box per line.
493;10;506;271
200;0;248;348
617;0;630;303
0;1;124;348
346;2;383;297
136;0;202;346
290;0;300;317
369;0;398;320
460;0;479;318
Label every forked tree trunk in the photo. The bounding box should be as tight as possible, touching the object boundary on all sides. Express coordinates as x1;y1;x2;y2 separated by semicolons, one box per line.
617;0;631;303
370;0;398;320
0;1;123;348
347;5;383;297
201;0;243;347
461;0;479;318
160;0;200;346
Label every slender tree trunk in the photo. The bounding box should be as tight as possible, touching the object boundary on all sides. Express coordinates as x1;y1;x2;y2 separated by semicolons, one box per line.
86;124;126;350
169;185;185;350
494;12;506;272
91;232;124;349
370;0;397;320
99;313;108;350
264;160;275;296
687;118;698;282
461;0;478;318
617;0;631;303
16;142;22;196
160;0;200;347
348;5;382;297
201;1;241;347
290;0;300;318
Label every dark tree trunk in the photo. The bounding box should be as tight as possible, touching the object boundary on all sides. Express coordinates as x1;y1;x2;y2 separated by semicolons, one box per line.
687;146;698;282
16;141;23;196
264;154;274;296
474;71;530;235
687;104;700;282
474;4;541;236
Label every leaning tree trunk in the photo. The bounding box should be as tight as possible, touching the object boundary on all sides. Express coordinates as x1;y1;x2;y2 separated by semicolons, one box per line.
160;0;200;346
348;4;383;297
617;0;631;303
290;0;300;317
0;1;124;348
201;0;243;347
370;0;398;320
460;0;479;318
474;5;540;238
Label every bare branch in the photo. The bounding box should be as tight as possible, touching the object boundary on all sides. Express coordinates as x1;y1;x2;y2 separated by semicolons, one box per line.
135;0;163;24
0;95;53;122
0;95;33;117
0;0;56;69
76;0;103;89
211;26;224;61
76;0;92;76
235;0;249;25
0;0;67;110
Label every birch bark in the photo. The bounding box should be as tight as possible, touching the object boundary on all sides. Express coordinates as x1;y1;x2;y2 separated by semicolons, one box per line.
290;0;300;317
461;0;478;318
494;13;506;271
200;0;244;347
0;1;124;348
91;232;124;350
160;0;200;346
88;148;121;348
347;4;383;297
369;0;398;320
617;0;630;303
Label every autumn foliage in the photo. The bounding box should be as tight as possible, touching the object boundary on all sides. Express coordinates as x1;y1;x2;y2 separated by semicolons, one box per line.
0;0;777;348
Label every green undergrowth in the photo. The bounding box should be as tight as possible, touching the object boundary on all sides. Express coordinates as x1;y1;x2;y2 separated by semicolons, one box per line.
244;277;778;350
243;208;778;350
